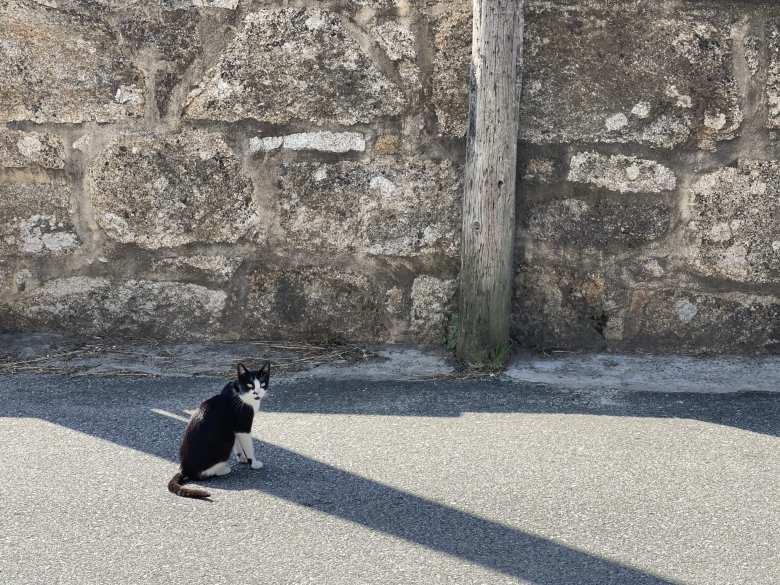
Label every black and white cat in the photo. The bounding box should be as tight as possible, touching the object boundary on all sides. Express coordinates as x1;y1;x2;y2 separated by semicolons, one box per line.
168;362;270;499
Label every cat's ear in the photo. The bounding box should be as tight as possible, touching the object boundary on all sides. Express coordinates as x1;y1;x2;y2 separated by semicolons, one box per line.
237;363;249;378
260;360;271;375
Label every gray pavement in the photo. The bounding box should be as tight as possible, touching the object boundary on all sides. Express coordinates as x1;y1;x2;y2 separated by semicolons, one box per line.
0;369;778;585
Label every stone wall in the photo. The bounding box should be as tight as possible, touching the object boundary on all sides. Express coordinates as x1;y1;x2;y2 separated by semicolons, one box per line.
511;0;780;354
3;0;780;355
0;0;461;344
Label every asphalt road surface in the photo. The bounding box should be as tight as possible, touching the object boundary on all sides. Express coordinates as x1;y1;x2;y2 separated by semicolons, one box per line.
1;373;777;585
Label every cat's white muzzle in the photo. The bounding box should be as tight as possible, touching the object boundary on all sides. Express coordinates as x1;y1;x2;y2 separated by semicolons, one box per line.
252;381;267;400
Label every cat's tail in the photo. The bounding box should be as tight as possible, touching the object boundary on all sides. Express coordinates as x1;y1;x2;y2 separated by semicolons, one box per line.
167;471;211;500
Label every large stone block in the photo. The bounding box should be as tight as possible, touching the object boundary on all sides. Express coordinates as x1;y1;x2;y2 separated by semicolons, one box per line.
2;277;227;339
118;7;200;66
410;275;455;344
162;1;239;10
345;0;404;10
621;289;780;354
0;183;79;256
0;259;13;293
184;8;406;125
767;18;780;129
430;2;471;137
0;1;144;123
568;152;676;194
513;260;610;351
0;129;65;169
151;255;243;284
525;197;671;249
86;131;256;250
38;2;207;116
250;131;366;154
515;273;780;354
115;5;203;116
431;1;743;144
686;160;780;284
372;20;417;62
244;265;392;342
277;158;461;258
520;1;743;148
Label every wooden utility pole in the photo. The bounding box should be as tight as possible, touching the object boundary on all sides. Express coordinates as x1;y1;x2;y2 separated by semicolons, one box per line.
456;0;524;367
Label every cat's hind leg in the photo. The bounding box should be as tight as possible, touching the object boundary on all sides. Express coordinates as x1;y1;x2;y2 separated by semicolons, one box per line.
200;461;231;478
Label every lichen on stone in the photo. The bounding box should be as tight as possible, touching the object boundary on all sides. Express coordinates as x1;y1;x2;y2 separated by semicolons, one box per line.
250;132;366;154
622;289;780;354
430;2;471;137
184;8;406;125
0;129;65;170
277;158;461;258
152;256;243;283
568;151;677;194
687;160;780;284
0;0;144;123
87;131;257;250
766;19;780;129
526;196;671;248
513;259;611;352
518;2;742;147
9;277;227;339
523;159;556;183
0;183;79;257
410;275;455;344
245;265;390;342
372;20;417;62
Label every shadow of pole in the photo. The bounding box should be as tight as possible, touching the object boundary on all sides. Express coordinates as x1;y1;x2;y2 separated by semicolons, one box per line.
228;438;680;585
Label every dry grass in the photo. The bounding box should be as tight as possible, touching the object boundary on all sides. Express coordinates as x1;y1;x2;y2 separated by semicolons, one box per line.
215;341;376;377
0;339;378;378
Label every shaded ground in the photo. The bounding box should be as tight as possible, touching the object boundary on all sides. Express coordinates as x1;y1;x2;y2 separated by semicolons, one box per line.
1;367;778;585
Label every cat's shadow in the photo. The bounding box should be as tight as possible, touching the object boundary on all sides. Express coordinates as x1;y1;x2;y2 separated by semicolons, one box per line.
208;459;270;489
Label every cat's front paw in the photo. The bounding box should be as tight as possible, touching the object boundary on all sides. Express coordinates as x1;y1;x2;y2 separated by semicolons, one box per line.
250;459;264;470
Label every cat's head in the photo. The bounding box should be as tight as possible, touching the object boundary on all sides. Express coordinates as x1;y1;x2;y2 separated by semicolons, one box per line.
236;361;270;403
